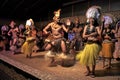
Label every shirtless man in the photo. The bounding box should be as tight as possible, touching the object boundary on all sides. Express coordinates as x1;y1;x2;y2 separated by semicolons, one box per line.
43;9;69;66
8;25;19;54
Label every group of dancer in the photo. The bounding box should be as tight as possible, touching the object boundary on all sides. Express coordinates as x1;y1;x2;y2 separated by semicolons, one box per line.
42;6;120;78
0;5;120;78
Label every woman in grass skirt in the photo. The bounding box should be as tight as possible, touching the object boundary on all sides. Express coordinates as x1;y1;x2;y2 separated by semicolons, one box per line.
76;6;101;78
21;19;37;58
101;15;118;68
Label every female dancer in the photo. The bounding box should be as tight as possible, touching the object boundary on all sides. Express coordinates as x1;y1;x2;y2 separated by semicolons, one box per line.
76;6;101;78
21;19;37;58
102;15;118;68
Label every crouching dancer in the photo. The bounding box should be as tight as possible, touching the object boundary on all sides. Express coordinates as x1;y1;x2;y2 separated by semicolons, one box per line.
43;9;70;67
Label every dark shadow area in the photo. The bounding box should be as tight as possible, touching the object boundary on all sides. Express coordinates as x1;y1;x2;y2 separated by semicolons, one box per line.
0;60;40;80
96;61;120;77
0;70;13;80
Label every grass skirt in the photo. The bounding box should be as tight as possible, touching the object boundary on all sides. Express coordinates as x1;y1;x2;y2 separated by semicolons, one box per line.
76;43;100;66
102;42;113;58
21;37;36;56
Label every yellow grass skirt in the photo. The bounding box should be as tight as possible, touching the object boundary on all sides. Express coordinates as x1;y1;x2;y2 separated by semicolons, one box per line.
76;43;101;66
21;37;36;56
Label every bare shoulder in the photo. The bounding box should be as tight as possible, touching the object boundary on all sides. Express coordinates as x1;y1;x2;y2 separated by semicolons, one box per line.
49;22;54;25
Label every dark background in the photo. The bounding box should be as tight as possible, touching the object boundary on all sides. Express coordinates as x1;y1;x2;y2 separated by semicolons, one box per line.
0;0;120;22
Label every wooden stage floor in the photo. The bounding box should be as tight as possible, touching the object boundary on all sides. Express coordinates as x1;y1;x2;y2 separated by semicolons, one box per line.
0;50;120;80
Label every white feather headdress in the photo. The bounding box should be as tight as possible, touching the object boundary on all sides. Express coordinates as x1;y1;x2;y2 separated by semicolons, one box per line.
86;6;101;22
26;20;31;26
103;14;116;25
26;18;34;26
25;18;34;30
104;16;113;25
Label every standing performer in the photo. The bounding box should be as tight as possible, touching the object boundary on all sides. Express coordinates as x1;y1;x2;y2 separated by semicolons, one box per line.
43;9;69;66
76;6;101;78
17;24;26;48
21;19;37;58
8;25;19;54
72;18;83;51
64;18;75;55
101;14;118;68
1;25;9;51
